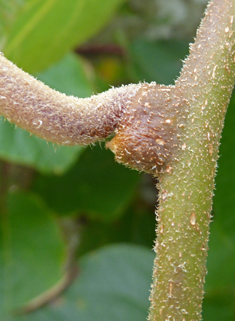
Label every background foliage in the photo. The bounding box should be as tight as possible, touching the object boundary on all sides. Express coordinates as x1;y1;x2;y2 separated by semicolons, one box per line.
0;0;234;320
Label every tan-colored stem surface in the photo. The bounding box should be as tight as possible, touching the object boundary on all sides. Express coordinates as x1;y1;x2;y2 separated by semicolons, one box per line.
0;54;141;145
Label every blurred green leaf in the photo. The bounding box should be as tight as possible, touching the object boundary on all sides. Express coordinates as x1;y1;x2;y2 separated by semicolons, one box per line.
36;53;94;97
202;221;235;321
4;0;125;73
202;92;235;320
213;92;235;239
128;39;189;85
0;119;83;174
0;0;26;48
0;53;95;174
14;244;154;321
203;290;235;321
205;223;235;290
33;145;140;220
0;192;66;317
78;206;156;256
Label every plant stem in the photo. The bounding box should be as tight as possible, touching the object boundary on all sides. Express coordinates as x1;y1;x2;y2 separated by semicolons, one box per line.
0;54;141;145
0;0;235;319
148;0;235;320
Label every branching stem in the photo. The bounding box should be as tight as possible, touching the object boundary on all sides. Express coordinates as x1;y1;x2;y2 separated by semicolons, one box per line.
0;0;235;320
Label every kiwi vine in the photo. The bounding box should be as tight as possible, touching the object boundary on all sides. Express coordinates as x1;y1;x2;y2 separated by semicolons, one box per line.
0;0;235;320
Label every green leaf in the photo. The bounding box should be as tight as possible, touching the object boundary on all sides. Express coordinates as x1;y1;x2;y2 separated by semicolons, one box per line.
204;219;235;320
0;0;26;48
213;92;235;239
33;145;140;220
203;293;235;321
202;93;235;320
14;244;154;321
205;223;235;290
4;0;125;73
36;53;94;98
209;92;235;288
77;206;156;257
128;39;189;85
0;192;66;318
202;221;235;321
0;118;83;174
0;53;94;174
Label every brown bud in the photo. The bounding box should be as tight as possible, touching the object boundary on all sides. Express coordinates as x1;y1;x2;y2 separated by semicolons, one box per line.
106;83;184;175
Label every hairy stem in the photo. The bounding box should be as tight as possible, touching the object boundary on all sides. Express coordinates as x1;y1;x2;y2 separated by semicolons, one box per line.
0;54;141;145
0;0;235;320
148;0;235;320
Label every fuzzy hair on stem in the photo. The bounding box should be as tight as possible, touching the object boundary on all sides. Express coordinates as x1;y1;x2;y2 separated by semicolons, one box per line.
148;0;235;320
0;54;184;175
0;53;141;146
0;0;235;320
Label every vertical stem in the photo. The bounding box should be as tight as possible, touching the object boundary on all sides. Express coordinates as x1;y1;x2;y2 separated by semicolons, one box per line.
148;0;235;320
